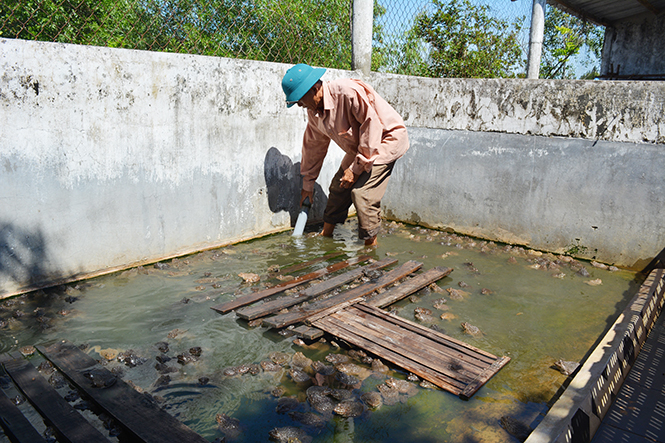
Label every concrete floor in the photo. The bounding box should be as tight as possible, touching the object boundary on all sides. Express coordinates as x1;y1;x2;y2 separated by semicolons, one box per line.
591;309;665;443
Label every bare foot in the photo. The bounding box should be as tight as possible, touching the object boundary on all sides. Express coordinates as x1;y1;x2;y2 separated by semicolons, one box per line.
321;222;335;237
364;236;377;247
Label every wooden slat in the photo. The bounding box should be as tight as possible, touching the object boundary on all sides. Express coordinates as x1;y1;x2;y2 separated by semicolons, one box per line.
0;388;48;443
262;260;423;329
366;266;453;308
336;306;486;376
211;255;370;314
312;314;464;395
37;341;208;443
460;356;511;400
236;258;398;320
276;251;344;274
355;303;498;364
3;357;111;443
292;326;324;340
313;305;510;398
326;308;481;381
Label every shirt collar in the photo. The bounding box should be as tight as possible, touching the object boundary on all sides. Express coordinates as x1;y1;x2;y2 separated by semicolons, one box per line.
317;81;333;116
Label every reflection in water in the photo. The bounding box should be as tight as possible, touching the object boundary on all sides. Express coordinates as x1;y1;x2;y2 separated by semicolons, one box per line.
0;220;638;443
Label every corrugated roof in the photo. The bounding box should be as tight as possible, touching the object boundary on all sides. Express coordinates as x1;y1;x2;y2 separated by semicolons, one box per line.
548;0;665;26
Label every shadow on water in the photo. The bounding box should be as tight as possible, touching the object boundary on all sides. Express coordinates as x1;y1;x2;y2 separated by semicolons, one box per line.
0;221;56;297
264;147;327;227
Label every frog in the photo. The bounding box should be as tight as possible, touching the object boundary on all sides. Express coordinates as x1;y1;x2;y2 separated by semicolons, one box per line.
553;359;579;376
215;413;242;439
268;426;312;443
414;307;433;323
333;399;365;417
360;391;383;408
460;321;482;336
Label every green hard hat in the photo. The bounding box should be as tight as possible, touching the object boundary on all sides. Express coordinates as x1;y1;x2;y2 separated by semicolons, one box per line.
282;63;326;107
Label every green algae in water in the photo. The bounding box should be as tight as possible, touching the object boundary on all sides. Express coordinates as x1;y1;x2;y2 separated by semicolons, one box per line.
0;220;639;443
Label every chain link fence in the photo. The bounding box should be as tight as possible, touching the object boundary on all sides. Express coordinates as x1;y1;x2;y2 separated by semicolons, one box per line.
1;1;598;78
374;0;533;77
0;0;355;69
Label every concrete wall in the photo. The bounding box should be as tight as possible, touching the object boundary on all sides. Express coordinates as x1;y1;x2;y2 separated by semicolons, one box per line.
383;128;664;268
601;11;665;78
1;38;664;297
0;38;345;297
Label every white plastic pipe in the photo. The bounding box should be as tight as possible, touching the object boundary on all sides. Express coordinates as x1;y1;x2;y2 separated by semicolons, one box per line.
292;198;311;237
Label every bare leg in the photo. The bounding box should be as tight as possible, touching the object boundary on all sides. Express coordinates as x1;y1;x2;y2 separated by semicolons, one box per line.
364;236;377;247
321;222;335;237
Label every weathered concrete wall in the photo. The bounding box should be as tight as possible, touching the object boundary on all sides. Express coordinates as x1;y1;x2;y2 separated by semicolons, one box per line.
0;38;344;297
382;128;665;268
601;11;665;78
371;74;665;144
1;38;664;297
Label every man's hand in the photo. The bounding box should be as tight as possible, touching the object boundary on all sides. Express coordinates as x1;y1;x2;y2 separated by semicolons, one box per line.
339;167;358;189
300;189;313;206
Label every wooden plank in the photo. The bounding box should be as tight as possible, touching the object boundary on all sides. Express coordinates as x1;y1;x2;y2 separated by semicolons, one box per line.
211;255;371;314
2;357;111;443
236;258;398;320
312;314;463;395
262;260;423;329
366;266;453;308
314;307;510;398
355;303;498;364
276;251;344;274
348;306;490;371
292;326;324;340
0;388;48;443
336;306;487;376
325;308;480;382
304;296;369;325
460;356;511;400
37;341;209;443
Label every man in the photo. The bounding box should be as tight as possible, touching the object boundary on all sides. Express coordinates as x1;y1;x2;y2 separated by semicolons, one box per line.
282;63;409;246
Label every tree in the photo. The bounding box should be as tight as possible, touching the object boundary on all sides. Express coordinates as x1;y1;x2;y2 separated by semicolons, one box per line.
540;6;604;79
410;0;525;78
0;0;354;68
0;0;172;50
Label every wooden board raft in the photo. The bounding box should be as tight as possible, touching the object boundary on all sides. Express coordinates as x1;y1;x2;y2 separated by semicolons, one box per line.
210;254;509;399
0;341;208;443
210;255;372;314
312;303;510;399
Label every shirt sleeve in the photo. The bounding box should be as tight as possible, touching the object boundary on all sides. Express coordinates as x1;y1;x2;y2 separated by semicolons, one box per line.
300;115;331;193
347;88;383;176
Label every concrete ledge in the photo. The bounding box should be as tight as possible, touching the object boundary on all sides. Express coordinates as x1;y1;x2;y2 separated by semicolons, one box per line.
525;268;665;443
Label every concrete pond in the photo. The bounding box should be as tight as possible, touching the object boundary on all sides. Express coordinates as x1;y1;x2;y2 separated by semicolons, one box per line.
0;221;640;442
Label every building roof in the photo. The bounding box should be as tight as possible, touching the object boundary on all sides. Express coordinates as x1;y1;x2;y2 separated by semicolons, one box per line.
548;0;665;26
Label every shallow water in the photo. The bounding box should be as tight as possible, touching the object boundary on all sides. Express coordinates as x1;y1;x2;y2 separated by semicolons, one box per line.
0;219;640;443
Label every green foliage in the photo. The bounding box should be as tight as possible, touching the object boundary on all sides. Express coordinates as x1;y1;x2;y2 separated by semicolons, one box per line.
541;7;604;79
0;0;353;68
371;1;388;72
1;0;152;48
406;0;525;78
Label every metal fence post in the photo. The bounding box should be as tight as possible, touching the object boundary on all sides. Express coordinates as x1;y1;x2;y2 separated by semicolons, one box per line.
527;0;547;79
352;0;374;75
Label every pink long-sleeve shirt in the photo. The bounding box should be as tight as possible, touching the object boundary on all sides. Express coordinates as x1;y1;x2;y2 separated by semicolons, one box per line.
300;78;409;192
